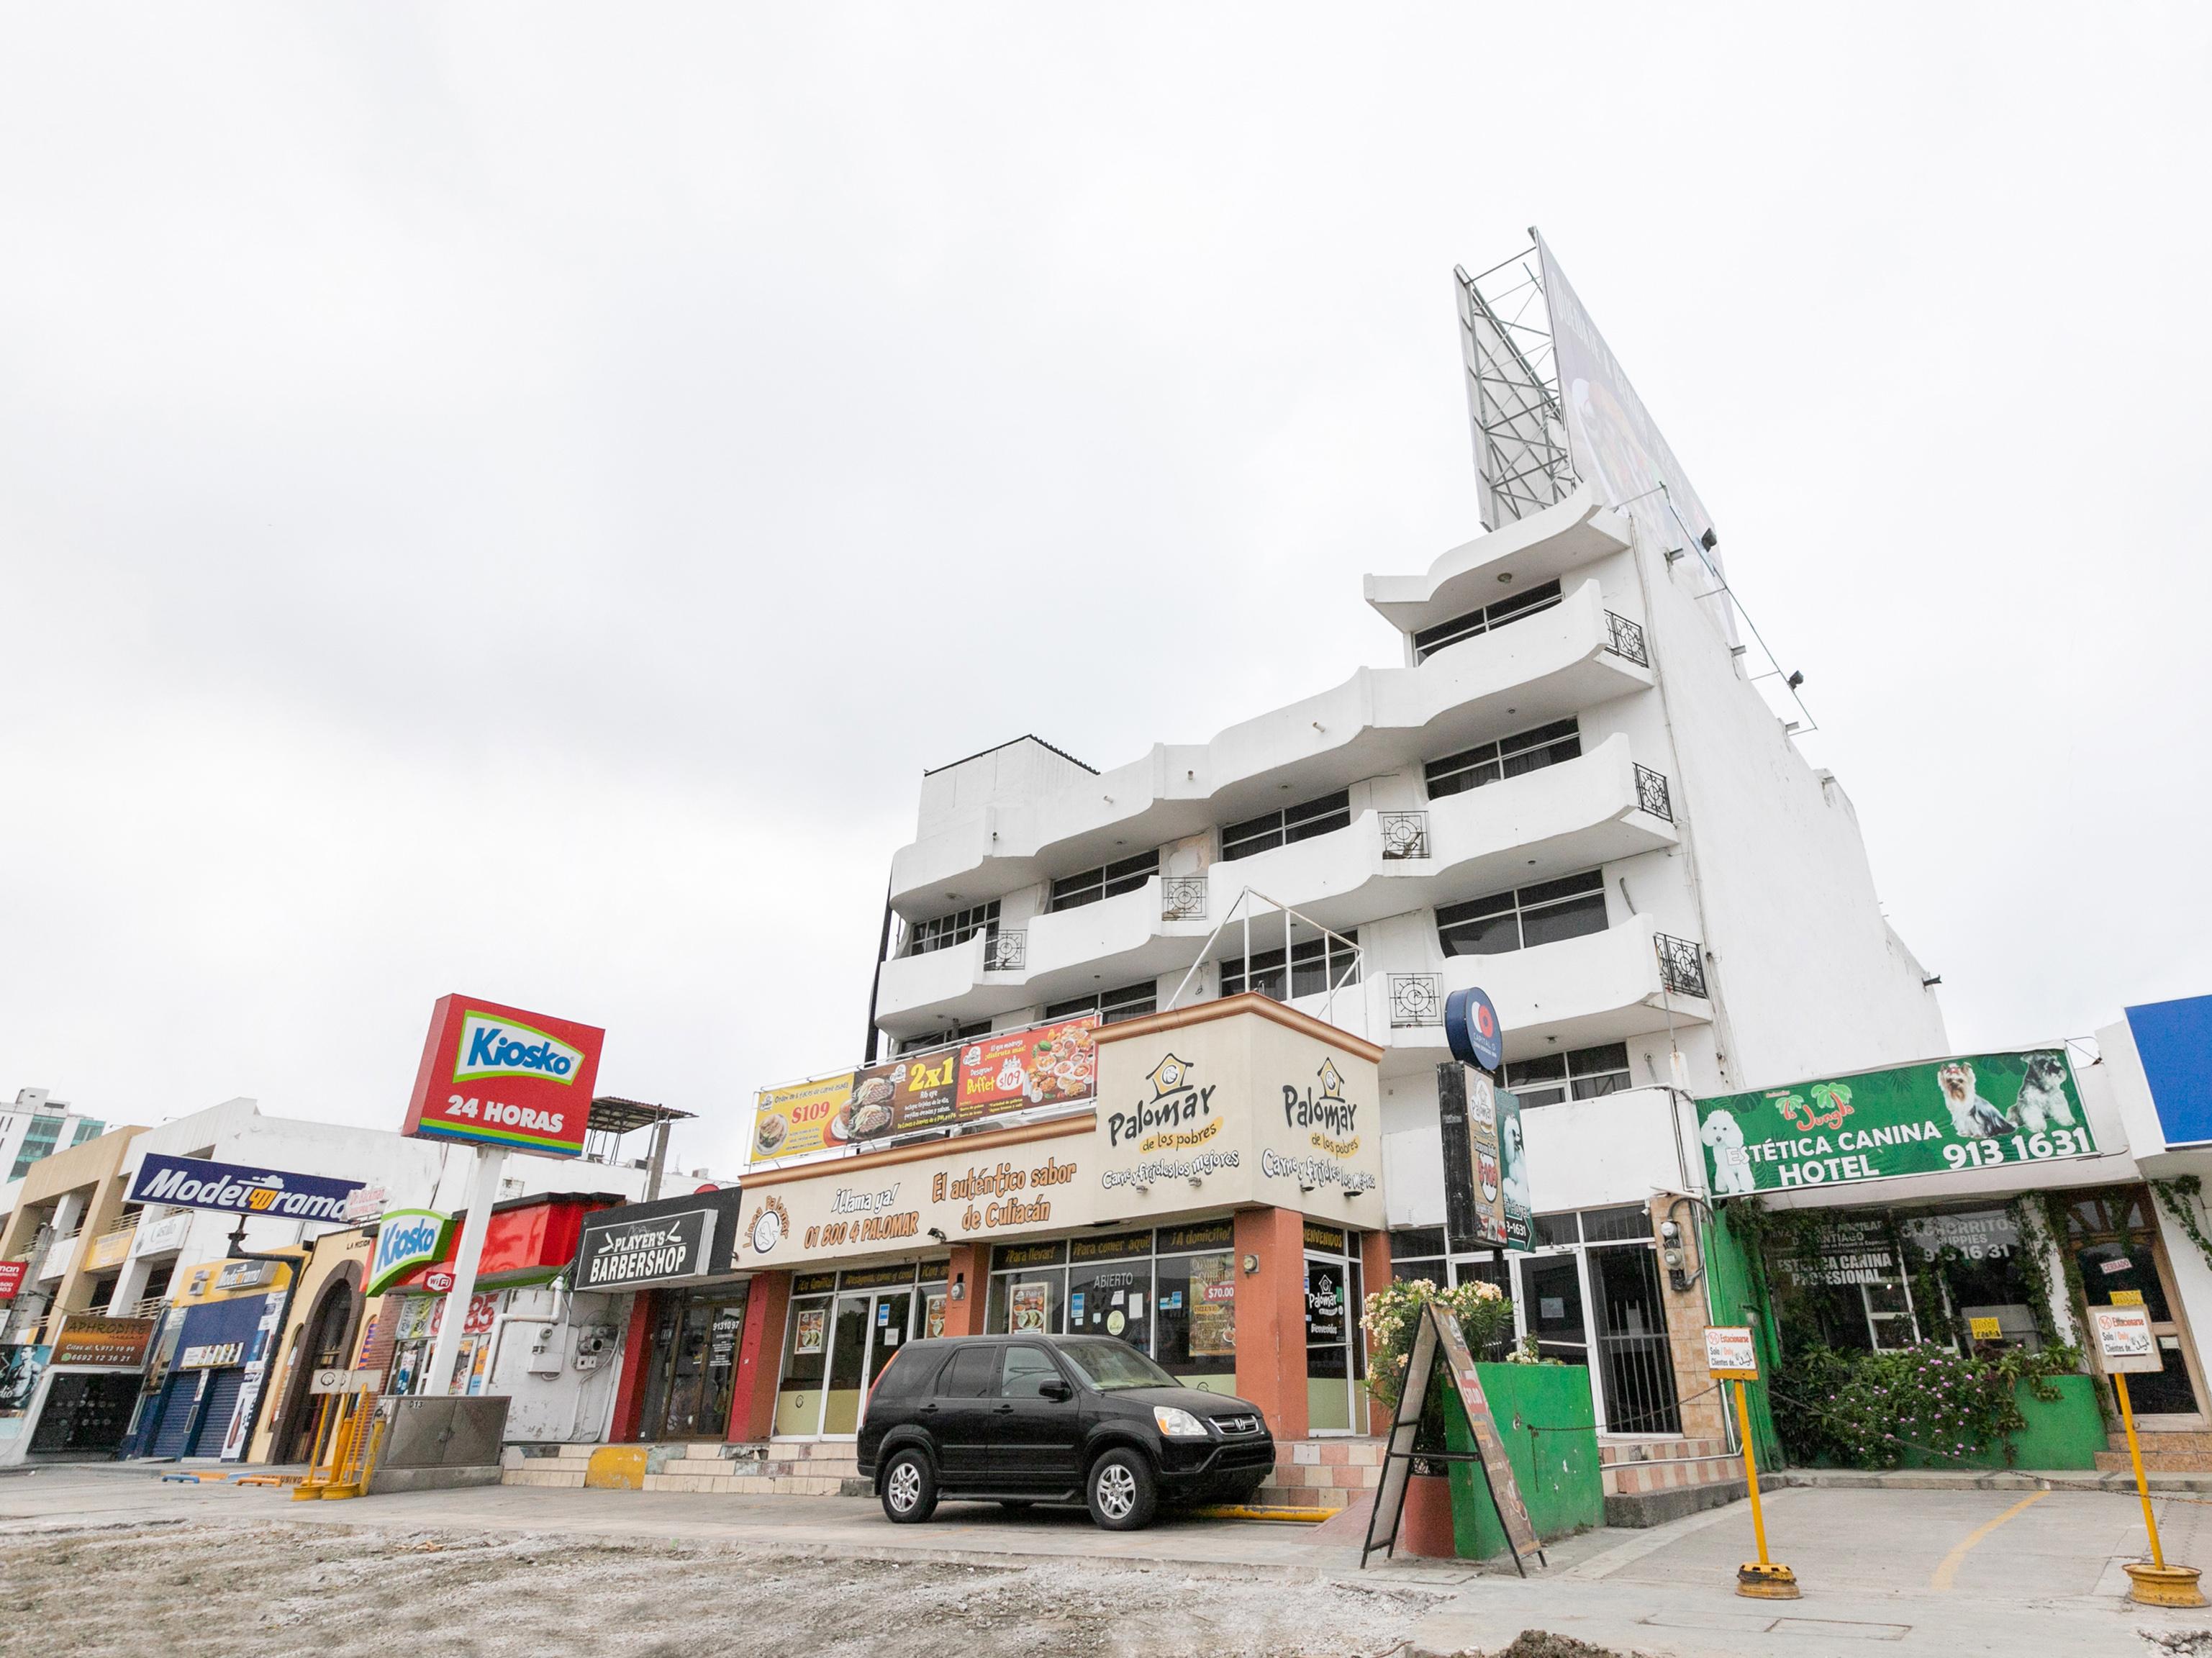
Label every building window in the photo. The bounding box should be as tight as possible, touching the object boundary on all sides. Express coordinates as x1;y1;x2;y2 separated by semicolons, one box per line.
904;900;1000;957
1436;870;1607;957
1425;718;1582;801
1220;790;1351;863
1048;850;1159;912
1044;981;1158;1025
9;1118;62;1181
1505;1042;1632;1107
70;1120;105;1147
1410;579;1564;663
1219;937;1360;1001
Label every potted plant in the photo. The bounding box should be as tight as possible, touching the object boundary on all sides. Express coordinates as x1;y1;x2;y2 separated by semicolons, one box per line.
1361;1277;1516;1557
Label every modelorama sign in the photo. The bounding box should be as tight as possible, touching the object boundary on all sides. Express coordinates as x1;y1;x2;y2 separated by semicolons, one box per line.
735;1000;1384;1271
401;993;607;1158
1697;1049;2093;1195
127;1153;366;1221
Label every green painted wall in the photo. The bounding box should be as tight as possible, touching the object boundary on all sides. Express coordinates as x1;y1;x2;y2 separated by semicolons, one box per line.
1702;1204;1782;1467
1441;1362;1605;1559
1895;1376;2104;1471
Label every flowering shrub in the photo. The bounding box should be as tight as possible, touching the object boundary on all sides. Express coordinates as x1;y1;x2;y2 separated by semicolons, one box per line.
1361;1277;1517;1413
1774;1341;2082;1469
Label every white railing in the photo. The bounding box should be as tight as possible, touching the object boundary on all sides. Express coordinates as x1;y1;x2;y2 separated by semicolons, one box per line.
1164;887;1364;1027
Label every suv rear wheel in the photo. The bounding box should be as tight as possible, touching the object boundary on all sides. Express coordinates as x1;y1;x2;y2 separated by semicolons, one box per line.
1086;1446;1158;1531
880;1449;938;1524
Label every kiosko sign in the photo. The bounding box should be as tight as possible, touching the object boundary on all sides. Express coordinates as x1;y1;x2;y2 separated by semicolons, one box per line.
576;1208;717;1288
402;994;607;1157
1697;1049;2093;1195
129;1153;365;1222
368;1209;454;1296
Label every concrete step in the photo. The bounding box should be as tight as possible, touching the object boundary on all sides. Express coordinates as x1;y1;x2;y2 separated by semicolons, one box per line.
2108;1430;2212;1457
2096;1449;2212;1474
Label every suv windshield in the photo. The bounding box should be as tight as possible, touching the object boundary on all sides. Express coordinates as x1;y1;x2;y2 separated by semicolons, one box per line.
1059;1340;1178;1391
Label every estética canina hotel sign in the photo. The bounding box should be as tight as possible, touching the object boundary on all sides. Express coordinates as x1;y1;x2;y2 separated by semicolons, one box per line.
736;998;1382;1272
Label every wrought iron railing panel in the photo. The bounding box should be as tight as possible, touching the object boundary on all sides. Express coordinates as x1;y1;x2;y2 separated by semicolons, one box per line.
1389;973;1443;1028
983;930;1025;972
1379;811;1430;861
1604;610;1649;667
1160;876;1207;921
1654;931;1708;999
1633;764;1674;823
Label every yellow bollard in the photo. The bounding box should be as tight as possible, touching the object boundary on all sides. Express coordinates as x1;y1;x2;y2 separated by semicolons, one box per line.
2116;1372;2206;1608
1731;1377;1799;1600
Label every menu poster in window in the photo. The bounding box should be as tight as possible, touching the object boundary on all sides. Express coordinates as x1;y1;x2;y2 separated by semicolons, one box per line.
1189;1253;1237;1357
794;1309;826;1356
956;1018;1100;1118
923;1293;946;1341
1010;1282;1050;1333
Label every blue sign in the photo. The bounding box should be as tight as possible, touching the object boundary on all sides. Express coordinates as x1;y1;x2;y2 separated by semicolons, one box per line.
2127;995;2212;1147
1445;987;1503;1072
128;1154;364;1223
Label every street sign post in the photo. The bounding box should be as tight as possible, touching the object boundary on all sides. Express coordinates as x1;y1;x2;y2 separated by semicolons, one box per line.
1705;1327;1797;1600
2095;1306;2205;1606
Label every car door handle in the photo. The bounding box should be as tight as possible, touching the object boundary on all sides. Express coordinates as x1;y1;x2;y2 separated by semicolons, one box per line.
917;1403;938;1414
994;1403;1014;1413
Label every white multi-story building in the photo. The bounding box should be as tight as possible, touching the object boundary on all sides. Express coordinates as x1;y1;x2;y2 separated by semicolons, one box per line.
0;1090;106;1184
866;480;1947;1439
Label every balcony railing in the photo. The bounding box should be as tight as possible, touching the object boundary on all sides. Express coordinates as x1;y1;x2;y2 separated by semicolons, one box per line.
982;930;1026;972
1389;973;1443;1028
1605;610;1649;667
132;1292;168;1320
1379;811;1430;861
1655;932;1709;999
1633;764;1674;823
1161;876;1207;921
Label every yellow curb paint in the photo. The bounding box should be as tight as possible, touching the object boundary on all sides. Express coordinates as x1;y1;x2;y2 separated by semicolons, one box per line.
1188;1505;1341;1524
584;1446;650;1490
1929;1490;2049;1591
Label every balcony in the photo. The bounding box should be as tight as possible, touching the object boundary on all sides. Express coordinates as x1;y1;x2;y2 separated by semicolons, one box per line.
887;575;1656;915
876;739;1683;1039
1371;916;1713;1076
35;1231;78;1282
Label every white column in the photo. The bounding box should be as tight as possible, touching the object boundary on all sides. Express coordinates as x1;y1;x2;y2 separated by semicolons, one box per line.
423;1146;507;1396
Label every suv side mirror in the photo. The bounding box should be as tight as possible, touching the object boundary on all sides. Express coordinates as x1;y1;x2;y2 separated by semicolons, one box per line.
1039;1380;1074;1403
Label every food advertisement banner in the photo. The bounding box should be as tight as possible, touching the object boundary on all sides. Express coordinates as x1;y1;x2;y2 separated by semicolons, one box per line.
748;1017;1100;1167
751;1073;853;1163
1698;1049;2093;1195
1438;1064;1531;1253
954;1018;1100;1117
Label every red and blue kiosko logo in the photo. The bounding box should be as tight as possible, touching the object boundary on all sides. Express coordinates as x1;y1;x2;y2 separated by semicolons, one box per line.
401;994;606;1158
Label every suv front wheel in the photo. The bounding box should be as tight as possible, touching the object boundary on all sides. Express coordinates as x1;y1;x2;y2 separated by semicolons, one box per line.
880;1448;938;1524
1086;1446;1158;1531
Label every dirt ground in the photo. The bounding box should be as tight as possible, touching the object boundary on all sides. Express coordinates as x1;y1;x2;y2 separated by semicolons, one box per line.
0;1517;1482;1658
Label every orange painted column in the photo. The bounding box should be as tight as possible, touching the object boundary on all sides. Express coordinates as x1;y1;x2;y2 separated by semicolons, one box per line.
1234;1206;1310;1442
1359;1227;1393;1434
727;1271;790;1444
607;1290;658;1443
941;1244;987;1337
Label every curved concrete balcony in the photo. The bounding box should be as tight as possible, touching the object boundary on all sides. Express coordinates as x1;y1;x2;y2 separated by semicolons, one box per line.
1192;733;1677;938
1369;916;1713;1077
889;574;1655;916
876;739;1681;1041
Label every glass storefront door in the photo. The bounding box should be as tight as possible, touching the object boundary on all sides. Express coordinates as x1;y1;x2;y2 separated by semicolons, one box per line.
1518;1253;1588;1367
819;1294;874;1436
641;1291;748;1442
1305;1253;1354;1433
2066;1190;2205;1421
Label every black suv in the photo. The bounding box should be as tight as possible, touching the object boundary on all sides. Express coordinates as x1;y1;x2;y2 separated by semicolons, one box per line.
856;1334;1274;1530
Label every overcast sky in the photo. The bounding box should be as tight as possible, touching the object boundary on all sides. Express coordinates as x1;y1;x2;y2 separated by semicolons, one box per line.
5;6;2207;1179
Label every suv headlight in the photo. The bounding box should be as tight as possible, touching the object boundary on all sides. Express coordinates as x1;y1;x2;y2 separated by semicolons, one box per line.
1153;1406;1210;1440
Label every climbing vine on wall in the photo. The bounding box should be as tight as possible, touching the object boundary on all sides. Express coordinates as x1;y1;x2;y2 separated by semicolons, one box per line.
2151;1175;2212;1279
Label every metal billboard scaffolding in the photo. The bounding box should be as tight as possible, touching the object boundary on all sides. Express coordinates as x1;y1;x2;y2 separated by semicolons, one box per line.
1455;248;1576;533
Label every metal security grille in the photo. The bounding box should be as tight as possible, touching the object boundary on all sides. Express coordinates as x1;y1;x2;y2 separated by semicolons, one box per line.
1604;611;1649;666
1591;1246;1681;1436
1379;812;1428;860
1633;764;1673;823
1654;932;1708;998
1388;974;1443;1028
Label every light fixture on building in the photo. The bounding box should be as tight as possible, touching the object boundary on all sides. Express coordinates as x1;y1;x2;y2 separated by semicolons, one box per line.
1701;527;1718;551
950;1274;966;1301
1187;1176;1203;1189
926;1227;948;1244
1242;1254;1261;1276
1497;571;1514;584
1785;670;1805;690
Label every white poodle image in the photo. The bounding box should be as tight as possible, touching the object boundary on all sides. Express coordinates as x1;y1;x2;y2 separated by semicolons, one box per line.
1500;1113;1531;1216
1702;1110;1754;1195
2013;1052;2077;1133
1936;1061;2011;1139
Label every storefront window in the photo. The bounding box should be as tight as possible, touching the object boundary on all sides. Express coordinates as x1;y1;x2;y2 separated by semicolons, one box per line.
987;1241;1069;1338
2061;1188;2202;1417
775;1276;834;1438
1067;1230;1153;1352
